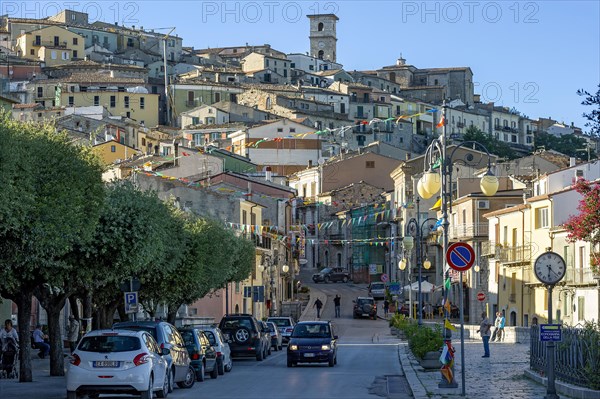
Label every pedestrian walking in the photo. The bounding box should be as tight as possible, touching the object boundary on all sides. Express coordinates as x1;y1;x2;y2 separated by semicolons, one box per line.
383;299;389;318
477;312;492;358
313;298;323;319
33;324;50;359
491;312;501;342
497;311;506;342
67;315;80;353
1;319;19;352
333;295;341;318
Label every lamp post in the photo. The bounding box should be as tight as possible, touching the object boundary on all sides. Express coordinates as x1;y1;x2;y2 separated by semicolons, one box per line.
416;100;499;393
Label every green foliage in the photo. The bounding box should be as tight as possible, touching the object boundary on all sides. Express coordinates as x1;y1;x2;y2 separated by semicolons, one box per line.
580;321;600;389
578;84;600;137
298;286;310;294
534;131;596;159
407;324;444;360
462;126;518;160
390;313;410;331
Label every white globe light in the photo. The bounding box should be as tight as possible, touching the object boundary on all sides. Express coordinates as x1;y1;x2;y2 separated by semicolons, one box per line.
399;259;407;270
474;264;480;272
402;235;414;251
258;264;265;273
422;170;441;195
423;259;432;270
282;264;289;273
417;178;434;199
480;174;499;196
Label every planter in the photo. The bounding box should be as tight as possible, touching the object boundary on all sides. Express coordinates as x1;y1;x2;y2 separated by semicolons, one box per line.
419;351;441;369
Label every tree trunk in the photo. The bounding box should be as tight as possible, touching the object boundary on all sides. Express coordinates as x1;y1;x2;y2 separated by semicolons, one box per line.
68;295;80;320
15;291;33;382
45;299;66;376
83;292;93;333
167;305;179;325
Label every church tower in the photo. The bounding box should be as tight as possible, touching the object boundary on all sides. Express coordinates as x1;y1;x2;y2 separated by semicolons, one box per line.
308;14;338;62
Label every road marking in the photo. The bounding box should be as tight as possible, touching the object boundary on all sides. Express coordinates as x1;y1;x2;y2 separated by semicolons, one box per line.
337;343;400;347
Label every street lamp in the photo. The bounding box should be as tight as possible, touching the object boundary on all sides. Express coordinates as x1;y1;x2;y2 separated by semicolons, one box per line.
416;100;498;393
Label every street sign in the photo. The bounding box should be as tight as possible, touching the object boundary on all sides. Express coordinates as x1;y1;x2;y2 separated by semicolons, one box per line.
124;291;138;314
477;292;486;302
446;242;475;272
540;324;562;342
388;282;400;294
369;264;378;275
380;273;389;283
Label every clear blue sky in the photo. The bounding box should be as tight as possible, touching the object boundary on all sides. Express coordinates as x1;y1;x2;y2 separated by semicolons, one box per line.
8;1;600;131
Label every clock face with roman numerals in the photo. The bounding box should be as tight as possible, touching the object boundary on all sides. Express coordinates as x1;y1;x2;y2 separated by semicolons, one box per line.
534;251;566;285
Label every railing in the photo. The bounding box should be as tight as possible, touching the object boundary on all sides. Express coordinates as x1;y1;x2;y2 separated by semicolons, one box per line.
564;268;598;285
456;122;465;128
448;223;488;239
495;244;532;264
34;40;68;48
530;325;600;390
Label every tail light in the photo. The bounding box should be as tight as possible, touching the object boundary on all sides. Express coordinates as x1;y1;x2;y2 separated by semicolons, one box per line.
69;354;81;366
191;352;200;360
160;343;165;349
216;351;222;358
286;328;293;333
133;353;150;366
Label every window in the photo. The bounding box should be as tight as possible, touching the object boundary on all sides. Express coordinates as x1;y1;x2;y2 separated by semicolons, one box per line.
277;128;283;132
366;161;375;168
62;51;69;60
110;96;116;108
34;35;41;45
318;22;324;31
68;96;74;106
51;51;57;60
73;37;78;45
37;87;43;98
214;92;221;103
93;96;99;106
30;49;35;55
140;97;145;109
73;50;78;58
289;128;296;133
110;145;116;152
512;135;517;143
54;36;59;46
124;96;130;108
494;118;500;128
535;207;549;229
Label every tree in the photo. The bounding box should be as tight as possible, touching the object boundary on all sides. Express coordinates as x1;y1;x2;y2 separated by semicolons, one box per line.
534;131;596;159
563;179;600;273
0;114;104;380
577;84;600;137
462;126;517;160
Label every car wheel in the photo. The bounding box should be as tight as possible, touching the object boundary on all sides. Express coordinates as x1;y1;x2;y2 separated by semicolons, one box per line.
225;357;233;372
267;345;272;356
177;366;195;389
140;375;153;399
324;276;330;283
66;391;77;399
278;344;283;351
234;327;251;344
217;358;225;375
167;368;174;393
156;372;169;398
328;356;335;367
256;346;264;361
196;361;205;382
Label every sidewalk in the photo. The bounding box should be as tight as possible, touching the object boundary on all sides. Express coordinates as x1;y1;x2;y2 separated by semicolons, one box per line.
0;356;67;399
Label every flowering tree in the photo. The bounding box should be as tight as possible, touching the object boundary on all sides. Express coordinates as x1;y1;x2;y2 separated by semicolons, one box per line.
563;179;600;273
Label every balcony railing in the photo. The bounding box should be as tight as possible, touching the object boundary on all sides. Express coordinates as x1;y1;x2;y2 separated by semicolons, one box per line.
448;223;489;240
495;244;532;264
564;268;598;285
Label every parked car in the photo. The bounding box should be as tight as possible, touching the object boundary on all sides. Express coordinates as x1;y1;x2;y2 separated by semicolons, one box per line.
178;327;218;381
112;321;195;392
287;321;338;367
66;329;170;399
266;321;283;351
218;314;268;361
266;316;295;344
199;325;232;375
312;267;350;283
258;321;272;356
368;282;386;300
353;297;378;320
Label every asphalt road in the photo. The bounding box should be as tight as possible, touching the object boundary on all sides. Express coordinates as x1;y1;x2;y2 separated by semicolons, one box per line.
0;274;409;399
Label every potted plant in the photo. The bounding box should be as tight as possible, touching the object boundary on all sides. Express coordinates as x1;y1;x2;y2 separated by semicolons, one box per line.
407;324;443;369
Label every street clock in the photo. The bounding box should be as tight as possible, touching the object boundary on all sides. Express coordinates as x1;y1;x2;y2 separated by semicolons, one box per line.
534;251;566;285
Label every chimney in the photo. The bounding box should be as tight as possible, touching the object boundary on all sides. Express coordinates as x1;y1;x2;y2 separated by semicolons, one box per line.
308;160;313;167
265;166;272;182
569;157;576;167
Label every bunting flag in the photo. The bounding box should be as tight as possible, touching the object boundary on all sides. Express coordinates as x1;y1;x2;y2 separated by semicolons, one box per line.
444;319;457;332
440;365;454;383
444;299;452;314
444;277;451;290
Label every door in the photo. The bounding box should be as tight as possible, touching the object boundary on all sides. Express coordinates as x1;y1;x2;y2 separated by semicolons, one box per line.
167;325;189;380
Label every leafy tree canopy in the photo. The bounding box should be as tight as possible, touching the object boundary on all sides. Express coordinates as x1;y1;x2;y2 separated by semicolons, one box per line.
462;126;518;160
534;131;596;159
578;84;600;137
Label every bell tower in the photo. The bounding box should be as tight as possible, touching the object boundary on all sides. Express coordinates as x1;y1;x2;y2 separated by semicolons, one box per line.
308;14;338;63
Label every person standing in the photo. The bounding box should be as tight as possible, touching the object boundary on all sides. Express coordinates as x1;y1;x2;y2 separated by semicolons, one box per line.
333;295;341;318
1;319;19;352
383;299;390;318
478;312;492;358
33;324;50;359
497;311;506;342
313;298;323;319
491;312;501;342
67;315;80;353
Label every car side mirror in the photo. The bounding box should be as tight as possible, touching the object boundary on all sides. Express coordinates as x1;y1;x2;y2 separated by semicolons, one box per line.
334;335;339;340
161;348;171;356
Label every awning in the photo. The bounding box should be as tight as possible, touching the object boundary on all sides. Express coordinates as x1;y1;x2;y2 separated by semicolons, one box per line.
430;197;442;211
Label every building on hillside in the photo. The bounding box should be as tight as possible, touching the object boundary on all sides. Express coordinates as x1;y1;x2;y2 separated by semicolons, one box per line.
169;82;244;123
15;26;85;66
12;102;64;121
92;140;141;166
241;52;291;83
349;70;402;94
287;53;343;74
43;59;148;80
307;14;338;62
183;123;249;149
483;160;600;327
0;93;18;111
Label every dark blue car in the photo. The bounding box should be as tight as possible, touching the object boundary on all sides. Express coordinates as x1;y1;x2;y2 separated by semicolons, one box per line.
286;321;337;367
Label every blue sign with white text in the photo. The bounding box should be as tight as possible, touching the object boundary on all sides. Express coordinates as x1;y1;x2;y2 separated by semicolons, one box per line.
540;324;562;342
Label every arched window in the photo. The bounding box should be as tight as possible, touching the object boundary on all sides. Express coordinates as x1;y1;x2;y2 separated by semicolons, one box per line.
265;97;272;109
318;50;324;60
318;22;324;31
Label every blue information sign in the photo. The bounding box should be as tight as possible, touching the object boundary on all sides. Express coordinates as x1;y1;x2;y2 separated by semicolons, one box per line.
540;324;562;342
388;283;400;295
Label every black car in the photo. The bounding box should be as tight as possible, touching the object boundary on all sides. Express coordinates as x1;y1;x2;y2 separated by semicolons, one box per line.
312;267;350;283
287;321;337;367
178;327;219;381
112;321;195;392
353;297;377;320
218;314;268;361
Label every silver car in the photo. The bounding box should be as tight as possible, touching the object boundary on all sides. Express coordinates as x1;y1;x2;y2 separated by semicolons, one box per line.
266;317;295;344
199;326;232;375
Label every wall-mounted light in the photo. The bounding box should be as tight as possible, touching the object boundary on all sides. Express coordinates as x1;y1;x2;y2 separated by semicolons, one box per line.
399;259;407;270
423;259;431;270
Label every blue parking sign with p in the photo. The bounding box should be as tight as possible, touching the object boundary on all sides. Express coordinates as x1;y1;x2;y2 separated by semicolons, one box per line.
124;291;138;313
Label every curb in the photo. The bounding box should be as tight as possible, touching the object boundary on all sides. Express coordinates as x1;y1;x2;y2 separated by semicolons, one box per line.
524;369;600;399
397;342;431;399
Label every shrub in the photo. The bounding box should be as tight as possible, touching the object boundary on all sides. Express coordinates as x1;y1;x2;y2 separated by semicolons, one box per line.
407;324;443;360
298;286;310;294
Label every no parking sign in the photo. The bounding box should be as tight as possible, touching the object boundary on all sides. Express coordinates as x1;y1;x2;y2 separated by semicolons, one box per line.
446;242;475;272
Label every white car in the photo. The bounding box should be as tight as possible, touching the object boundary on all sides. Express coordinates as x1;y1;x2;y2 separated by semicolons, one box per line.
199;326;232;374
66;329;170;399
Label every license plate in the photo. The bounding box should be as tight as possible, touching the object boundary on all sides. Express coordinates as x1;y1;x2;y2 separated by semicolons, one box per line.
304;353;315;358
93;361;119;368
362;313;369;316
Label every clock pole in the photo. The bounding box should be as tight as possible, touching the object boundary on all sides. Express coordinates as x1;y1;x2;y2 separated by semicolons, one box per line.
545;283;559;399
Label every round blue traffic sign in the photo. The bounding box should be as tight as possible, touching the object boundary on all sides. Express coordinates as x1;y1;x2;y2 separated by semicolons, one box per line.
446;242;475;272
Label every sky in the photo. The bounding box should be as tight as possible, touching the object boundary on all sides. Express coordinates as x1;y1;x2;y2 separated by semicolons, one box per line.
5;1;600;131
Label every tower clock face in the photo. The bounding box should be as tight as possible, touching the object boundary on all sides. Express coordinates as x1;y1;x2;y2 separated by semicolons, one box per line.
318;41;325;49
534;251;566;285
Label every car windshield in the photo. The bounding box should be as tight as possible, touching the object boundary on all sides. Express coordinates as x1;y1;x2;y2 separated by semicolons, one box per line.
371;284;384;290
292;324;331;338
266;323;276;332
78;335;141;353
357;299;374;305
179;330;197;349
267;318;291;327
202;331;216;345
320;268;332;274
221;318;253;330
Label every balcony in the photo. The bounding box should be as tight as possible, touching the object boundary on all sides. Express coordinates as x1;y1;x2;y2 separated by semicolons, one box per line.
495;244;532;264
456;122;465;128
564;268;598;286
34;40;68;48
448;223;489;240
